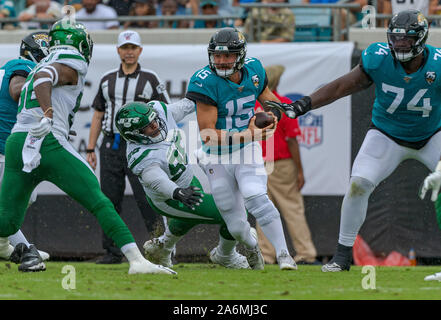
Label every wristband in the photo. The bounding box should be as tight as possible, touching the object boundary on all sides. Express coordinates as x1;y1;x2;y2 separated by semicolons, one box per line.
86;149;95;153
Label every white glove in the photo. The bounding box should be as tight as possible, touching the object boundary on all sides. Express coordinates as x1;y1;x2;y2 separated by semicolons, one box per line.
30;117;53;138
419;171;441;201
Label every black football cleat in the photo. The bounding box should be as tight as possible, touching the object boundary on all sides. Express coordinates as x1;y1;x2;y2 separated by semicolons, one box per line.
321;243;352;272
10;243;27;264
18;245;46;272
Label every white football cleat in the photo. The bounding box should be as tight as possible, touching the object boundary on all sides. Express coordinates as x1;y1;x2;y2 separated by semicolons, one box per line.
128;259;177;275
244;228;265;270
38;250;50;261
424;272;441;281
210;247;250;269
143;238;173;268
277;250;297;270
0;238;13;260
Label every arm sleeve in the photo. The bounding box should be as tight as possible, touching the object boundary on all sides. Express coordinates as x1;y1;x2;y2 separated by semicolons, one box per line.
140;163;179;200
185;91;218;106
9;69;30;82
169;98;196;123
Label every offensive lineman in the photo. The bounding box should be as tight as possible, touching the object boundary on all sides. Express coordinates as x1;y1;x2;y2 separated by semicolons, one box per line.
0;32;50;263
0;20;175;275
115;99;250;269
267;10;441;272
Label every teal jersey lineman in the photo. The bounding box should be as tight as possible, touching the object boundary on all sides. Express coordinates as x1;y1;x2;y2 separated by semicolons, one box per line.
186;57;267;154
0;58;35;154
362;42;441;142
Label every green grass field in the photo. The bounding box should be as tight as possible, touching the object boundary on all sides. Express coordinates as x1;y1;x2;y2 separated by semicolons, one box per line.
1;262;441;300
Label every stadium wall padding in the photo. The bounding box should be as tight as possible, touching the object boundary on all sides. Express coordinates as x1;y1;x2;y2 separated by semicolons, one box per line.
21;49;441;260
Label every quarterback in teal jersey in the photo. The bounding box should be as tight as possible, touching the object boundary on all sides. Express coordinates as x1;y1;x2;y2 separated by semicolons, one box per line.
268;10;441;274
0;32;51;264
186;27;297;270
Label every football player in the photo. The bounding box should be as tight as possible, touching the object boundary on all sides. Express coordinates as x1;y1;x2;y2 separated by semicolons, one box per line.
185;27;297;270
0;31;50;263
268;10;441;272
115;99;250;269
0;21;175;275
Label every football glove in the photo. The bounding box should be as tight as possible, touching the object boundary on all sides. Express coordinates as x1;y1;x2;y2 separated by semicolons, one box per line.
265;96;312;119
419;171;441;202
173;186;203;210
30;117;53;138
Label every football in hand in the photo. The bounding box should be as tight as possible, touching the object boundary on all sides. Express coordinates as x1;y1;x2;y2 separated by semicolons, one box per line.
253;112;275;129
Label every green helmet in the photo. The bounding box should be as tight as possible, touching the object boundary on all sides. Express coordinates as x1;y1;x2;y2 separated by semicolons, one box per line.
115;101;168;145
49;20;93;63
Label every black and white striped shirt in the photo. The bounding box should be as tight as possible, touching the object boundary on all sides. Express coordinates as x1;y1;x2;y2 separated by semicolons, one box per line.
92;64;170;135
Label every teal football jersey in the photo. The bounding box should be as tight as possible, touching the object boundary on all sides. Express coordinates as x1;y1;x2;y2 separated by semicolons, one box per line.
362;42;441;142
187;57;267;154
0;58;35;154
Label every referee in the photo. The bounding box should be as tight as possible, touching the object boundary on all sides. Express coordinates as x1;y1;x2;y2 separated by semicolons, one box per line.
86;30;171;264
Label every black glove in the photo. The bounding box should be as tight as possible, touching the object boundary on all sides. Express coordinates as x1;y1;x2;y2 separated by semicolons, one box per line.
173;186;203;210
265;96;312;119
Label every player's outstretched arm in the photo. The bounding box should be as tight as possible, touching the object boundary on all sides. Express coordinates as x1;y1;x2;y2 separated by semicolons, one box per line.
265;65;372;119
309;64;372;110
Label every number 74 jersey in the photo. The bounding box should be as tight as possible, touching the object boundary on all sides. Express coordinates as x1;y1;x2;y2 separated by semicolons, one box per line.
362;42;441;142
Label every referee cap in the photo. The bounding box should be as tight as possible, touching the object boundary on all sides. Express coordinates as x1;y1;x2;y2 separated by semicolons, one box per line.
118;30;142;48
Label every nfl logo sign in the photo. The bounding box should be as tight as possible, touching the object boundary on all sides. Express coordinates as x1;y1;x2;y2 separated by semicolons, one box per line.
297;113;323;149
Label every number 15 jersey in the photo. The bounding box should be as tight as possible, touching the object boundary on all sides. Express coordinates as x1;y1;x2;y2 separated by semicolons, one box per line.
362;42;441;142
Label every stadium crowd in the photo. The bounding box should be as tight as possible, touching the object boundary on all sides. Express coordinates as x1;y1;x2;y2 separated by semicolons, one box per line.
0;0;371;38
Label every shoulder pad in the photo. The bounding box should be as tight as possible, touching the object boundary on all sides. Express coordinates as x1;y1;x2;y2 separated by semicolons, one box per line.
362;42;390;71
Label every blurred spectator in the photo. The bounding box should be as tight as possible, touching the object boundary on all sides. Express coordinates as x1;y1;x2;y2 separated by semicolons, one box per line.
124;0;158;28
0;0;16;30
194;0;230;28
62;0;83;11
18;0;62;29
255;65;318;265
243;0;295;42
189;0;236;16
76;0;119;30
159;0;189;28
105;0;133;16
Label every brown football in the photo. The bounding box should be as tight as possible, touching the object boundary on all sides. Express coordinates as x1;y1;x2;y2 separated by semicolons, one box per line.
254;112;274;128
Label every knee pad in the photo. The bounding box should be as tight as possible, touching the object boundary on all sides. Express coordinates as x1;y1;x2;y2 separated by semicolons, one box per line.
347;176;375;199
225;219;251;244
211;178;235;212
245;194;280;226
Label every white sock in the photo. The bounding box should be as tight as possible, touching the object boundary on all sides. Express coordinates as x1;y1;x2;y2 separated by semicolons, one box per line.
259;218;289;257
121;243;145;263
8;230;31;247
158;230;182;252
217;236;237;256
339;176;375;247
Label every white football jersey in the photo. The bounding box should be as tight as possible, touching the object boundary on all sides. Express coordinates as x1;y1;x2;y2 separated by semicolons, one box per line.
13;47;88;138
126;99;195;201
391;0;430;16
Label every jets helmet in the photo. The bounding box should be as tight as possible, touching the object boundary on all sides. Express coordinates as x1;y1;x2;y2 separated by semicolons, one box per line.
49;20;94;63
115;101;168;145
